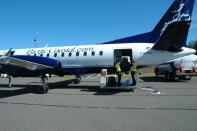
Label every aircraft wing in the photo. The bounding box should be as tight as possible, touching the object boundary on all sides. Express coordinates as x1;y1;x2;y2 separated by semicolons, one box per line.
0;55;60;71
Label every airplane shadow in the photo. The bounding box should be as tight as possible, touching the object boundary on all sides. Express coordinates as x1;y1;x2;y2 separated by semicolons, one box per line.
81;88;134;95
0;79;134;98
49;79;134;95
0;79;76;99
0;84;42;99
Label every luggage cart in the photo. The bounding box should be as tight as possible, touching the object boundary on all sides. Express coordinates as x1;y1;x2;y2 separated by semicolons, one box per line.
100;69;136;91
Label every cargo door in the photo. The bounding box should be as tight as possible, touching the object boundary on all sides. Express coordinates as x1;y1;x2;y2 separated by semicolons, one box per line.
114;49;132;64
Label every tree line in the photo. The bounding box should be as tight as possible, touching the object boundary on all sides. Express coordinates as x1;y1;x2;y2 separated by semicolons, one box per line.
188;39;197;55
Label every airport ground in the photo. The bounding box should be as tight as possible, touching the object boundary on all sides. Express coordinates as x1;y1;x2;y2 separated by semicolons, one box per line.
0;76;197;131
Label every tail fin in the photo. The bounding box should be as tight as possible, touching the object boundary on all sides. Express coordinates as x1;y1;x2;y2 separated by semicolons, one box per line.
153;21;191;51
102;0;195;48
152;0;195;42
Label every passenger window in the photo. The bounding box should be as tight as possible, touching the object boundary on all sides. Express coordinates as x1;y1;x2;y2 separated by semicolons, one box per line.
91;51;95;56
76;52;79;56
34;54;36;56
40;54;43;57
54;53;57;57
46;53;50;57
84;52;87;56
61;53;65;57
68;52;72;57
99;51;103;56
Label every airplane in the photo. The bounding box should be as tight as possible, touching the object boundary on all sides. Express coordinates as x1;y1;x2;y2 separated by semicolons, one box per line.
0;0;196;93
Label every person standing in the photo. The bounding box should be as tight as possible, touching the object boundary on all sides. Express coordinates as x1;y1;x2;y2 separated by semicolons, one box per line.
130;59;137;86
115;61;122;86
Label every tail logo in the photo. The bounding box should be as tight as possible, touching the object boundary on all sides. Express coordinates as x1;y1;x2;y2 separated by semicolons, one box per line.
160;0;191;36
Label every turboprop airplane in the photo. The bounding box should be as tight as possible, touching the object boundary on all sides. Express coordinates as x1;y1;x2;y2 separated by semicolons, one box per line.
0;0;196;93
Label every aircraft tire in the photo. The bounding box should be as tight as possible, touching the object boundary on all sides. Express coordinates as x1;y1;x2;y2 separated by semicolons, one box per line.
41;84;49;94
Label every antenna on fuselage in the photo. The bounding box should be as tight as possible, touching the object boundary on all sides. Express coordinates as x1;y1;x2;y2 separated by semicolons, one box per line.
115;33;120;40
33;32;39;48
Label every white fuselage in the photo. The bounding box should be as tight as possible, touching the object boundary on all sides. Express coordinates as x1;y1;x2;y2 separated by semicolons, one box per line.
0;43;196;69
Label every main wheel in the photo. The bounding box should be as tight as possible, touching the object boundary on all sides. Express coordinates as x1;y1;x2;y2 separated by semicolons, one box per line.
41;84;49;94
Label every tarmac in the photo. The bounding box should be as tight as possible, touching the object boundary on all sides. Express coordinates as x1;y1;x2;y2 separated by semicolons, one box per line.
0;76;197;131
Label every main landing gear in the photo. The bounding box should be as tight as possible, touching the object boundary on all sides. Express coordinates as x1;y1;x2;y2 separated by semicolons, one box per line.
40;74;49;94
74;75;81;84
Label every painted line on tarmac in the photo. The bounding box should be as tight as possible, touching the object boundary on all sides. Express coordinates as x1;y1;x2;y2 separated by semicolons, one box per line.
134;86;165;95
0;101;197;111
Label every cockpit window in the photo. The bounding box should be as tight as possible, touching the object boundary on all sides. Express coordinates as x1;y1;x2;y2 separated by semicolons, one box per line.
10;51;15;56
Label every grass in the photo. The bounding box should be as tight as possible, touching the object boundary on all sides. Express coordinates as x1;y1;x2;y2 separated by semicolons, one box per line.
138;73;155;78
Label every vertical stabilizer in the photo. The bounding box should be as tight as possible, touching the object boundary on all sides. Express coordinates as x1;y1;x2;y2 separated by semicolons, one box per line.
152;0;195;41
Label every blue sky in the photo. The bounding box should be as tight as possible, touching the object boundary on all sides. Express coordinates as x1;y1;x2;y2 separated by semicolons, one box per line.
0;0;197;50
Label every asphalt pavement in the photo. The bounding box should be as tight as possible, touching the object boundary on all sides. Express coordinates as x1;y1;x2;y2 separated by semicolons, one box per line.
0;76;197;131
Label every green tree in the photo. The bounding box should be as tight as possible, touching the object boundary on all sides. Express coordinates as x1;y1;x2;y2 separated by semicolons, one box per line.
188;39;197;55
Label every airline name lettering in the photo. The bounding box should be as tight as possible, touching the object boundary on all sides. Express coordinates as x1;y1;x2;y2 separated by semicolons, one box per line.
26;47;94;55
